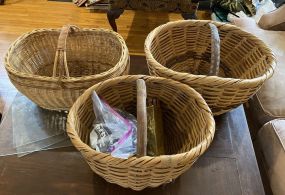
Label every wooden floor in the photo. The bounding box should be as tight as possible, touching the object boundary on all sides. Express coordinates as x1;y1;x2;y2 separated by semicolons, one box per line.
0;0;210;113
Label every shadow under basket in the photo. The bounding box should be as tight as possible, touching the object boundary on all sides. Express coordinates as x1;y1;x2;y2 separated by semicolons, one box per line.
5;25;129;111
67;75;215;191
145;20;276;115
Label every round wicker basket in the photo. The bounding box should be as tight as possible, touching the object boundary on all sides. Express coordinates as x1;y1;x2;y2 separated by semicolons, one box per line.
5;25;129;110
67;75;215;191
145;20;276;115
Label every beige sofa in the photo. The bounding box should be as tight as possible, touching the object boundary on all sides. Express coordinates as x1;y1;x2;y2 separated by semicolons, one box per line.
228;16;285;195
258;120;285;195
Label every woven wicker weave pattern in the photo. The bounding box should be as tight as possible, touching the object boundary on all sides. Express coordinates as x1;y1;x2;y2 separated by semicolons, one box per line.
5;26;130;110
67;75;215;191
145;20;276;115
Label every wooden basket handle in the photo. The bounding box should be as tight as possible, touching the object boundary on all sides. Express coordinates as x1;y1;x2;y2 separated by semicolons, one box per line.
52;25;80;80
208;23;221;76
136;79;147;157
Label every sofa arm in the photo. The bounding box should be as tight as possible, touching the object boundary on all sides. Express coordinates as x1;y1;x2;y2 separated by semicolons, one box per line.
258;119;285;195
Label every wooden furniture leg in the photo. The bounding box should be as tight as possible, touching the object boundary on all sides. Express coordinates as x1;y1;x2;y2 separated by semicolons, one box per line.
107;9;124;32
181;12;197;19
0;0;4;5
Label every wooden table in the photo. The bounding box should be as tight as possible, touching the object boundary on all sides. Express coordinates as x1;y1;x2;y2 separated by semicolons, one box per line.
0;56;265;195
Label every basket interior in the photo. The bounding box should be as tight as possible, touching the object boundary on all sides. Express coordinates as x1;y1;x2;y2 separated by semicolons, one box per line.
8;30;123;77
149;22;272;79
72;79;212;155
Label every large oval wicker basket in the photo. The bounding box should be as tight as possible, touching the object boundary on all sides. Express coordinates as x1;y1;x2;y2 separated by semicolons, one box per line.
5;25;129;110
145;20;276;115
67;75;215;191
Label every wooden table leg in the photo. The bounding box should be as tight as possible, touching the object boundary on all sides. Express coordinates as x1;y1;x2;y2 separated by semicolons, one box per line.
107;9;124;32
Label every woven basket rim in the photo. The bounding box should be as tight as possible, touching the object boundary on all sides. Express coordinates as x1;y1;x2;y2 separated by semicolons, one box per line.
144;20;276;85
4;27;129;82
67;75;215;164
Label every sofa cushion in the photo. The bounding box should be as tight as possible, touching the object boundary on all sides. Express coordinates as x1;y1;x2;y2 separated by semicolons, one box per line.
258;119;285;195
250;54;285;125
227;15;285;124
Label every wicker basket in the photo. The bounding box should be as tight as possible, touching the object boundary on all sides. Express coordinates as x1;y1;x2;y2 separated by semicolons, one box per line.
145;20;276;115
67;75;215;191
5;25;129;110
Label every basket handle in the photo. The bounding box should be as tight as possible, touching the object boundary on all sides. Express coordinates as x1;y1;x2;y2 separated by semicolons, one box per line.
136;79;147;157
52;25;80;80
208;23;221;76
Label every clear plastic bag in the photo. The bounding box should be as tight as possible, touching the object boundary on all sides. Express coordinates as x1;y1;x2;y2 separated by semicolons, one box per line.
0;93;71;157
12;94;69;157
90;92;137;159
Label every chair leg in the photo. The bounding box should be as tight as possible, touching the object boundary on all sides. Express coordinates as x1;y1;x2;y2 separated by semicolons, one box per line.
107;9;124;32
181;12;197;20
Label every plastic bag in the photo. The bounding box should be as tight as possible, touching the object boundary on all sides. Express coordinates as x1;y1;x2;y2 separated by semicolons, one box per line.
0;93;71;157
147;103;165;156
90;92;137;159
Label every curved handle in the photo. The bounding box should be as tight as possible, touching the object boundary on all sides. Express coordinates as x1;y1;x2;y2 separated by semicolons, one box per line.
136;79;147;157
208;23;220;76
52;25;80;80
